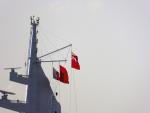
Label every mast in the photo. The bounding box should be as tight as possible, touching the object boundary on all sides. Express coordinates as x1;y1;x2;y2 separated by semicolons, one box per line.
26;16;39;111
29;16;39;69
0;17;61;113
26;16;61;113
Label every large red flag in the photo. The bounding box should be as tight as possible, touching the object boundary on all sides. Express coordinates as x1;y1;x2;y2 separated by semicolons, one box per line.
59;65;69;84
71;52;80;70
53;67;60;81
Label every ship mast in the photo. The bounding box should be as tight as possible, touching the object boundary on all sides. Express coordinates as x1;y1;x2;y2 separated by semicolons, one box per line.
25;17;61;113
26;16;39;102
29;16;39;67
0;17;61;113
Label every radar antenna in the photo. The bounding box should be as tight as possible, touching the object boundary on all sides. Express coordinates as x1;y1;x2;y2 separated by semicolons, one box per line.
4;67;21;70
0;90;15;100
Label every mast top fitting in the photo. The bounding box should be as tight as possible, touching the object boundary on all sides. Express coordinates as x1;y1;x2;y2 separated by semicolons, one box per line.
30;16;40;25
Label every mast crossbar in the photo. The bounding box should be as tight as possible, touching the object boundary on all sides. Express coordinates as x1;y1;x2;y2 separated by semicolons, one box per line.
38;44;72;58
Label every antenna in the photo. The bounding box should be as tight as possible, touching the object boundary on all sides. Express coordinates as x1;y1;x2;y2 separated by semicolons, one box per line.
4;67;21;70
0;90;15;95
36;17;40;24
0;90;15;100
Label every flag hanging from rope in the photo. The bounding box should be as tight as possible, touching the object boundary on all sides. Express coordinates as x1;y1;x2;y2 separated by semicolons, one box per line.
59;65;69;84
71;52;80;70
53;67;60;81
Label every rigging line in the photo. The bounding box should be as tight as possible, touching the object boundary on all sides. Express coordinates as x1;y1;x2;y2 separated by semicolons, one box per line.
65;46;71;61
61;61;68;113
38;27;56;48
37;37;53;62
40;25;71;44
54;62;60;97
35;31;42;57
69;67;72;113
38;33;53;57
72;70;78;113
39;44;72;58
69;46;72;113
39;27;57;49
58;62;61;104
23;33;29;74
52;62;57;100
26;27;32;75
52;62;59;99
36;33;45;56
40;25;70;55
25;27;33;102
71;47;78;113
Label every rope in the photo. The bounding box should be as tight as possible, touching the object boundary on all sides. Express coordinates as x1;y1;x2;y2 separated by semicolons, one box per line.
53;62;59;98
58;62;61;105
39;27;57;49
68;46;72;113
65;46;71;61
72;70;78;113
69;68;72;113
40;25;71;45
38;33;54;58
71;47;78;113
25;27;33;102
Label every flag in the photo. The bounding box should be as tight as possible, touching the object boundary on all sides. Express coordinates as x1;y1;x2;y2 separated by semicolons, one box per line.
59;65;69;84
71;52;80;70
53;67;60;81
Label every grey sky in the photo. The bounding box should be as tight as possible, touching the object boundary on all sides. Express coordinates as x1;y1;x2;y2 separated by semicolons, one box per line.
0;0;150;113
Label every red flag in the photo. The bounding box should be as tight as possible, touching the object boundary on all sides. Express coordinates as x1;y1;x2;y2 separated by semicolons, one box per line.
71;52;80;70
53;67;60;81
59;65;69;84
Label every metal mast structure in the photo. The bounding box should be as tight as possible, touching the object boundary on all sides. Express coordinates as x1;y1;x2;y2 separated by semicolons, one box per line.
0;17;61;113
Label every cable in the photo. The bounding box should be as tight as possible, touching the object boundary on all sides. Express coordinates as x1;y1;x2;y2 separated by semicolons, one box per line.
39;26;58;49
40;25;71;45
72;70;78;113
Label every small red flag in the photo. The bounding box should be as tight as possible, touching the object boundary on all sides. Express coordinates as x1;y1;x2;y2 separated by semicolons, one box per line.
71;52;80;70
53;67;60;81
59;65;69;84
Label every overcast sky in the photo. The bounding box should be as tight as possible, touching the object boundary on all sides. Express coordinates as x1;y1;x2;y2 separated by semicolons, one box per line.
0;0;150;113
